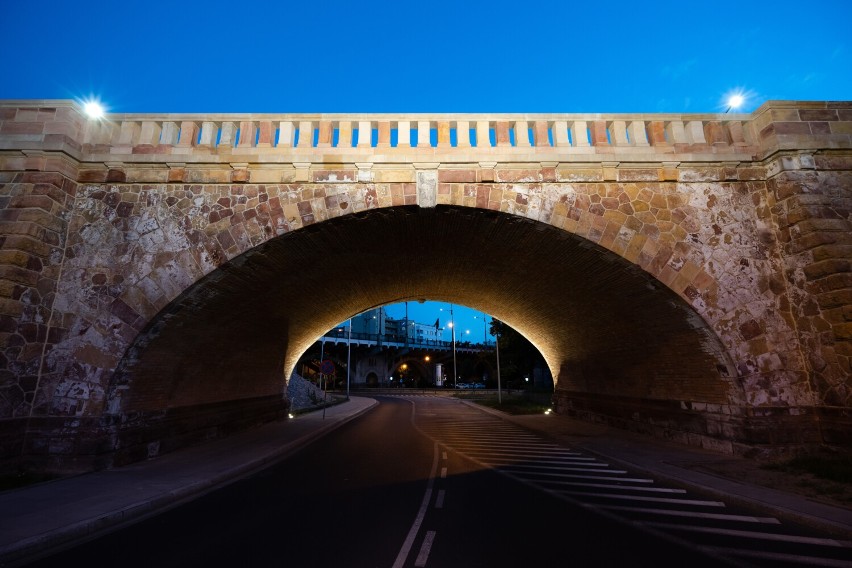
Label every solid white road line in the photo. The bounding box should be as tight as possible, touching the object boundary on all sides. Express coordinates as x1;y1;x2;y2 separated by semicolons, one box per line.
392;442;440;568
414;531;437;567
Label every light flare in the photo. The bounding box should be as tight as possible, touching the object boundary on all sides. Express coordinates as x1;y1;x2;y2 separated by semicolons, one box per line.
82;99;106;119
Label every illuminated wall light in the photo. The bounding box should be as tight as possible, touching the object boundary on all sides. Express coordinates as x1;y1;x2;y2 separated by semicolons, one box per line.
83;100;105;119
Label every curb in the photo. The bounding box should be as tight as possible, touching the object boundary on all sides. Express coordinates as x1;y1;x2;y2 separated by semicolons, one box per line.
0;398;378;567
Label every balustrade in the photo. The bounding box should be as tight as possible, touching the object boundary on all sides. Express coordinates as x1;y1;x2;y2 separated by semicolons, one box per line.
76;114;755;154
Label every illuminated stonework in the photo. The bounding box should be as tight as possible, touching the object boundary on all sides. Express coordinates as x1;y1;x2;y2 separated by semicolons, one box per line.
0;100;849;471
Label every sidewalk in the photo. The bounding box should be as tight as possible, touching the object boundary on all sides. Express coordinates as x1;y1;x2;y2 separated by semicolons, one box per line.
1;396;850;567
0;397;378;567
468;401;852;539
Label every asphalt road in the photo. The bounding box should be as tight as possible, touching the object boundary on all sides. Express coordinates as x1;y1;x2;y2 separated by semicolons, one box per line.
22;397;749;567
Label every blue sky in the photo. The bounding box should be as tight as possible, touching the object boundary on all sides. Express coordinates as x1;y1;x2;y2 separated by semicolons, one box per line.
1;0;849;114
1;0;849;338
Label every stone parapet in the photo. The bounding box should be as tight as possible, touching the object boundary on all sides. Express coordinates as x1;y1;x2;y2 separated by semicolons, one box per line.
0;100;768;164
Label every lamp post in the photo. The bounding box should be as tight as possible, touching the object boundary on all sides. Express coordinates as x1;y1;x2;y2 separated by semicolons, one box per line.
346;317;352;398
448;305;457;388
494;317;502;404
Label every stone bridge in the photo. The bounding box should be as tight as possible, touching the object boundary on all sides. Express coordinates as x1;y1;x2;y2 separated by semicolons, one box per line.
0;100;849;473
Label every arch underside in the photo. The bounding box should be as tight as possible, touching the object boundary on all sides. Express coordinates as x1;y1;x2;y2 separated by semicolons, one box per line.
110;205;740;456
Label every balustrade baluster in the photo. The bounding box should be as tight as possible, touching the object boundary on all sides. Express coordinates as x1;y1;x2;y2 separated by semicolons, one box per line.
590;121;608;146
704;121;727;146
665;121;688;145
647;121;667;146
570;121;589;147
685;121;707;144
437;121;451;148
117;121;140;147
161;122;180;146
337;121;352;148
278;121;295;147
297;121;312;148
177;122;198;147
533;121;549;147
514;121;531;147
727;121;748;146
238;121;257;147
610;120;628;146
317;121;333;148
495;121;510;147
627;121;649;146
476;121;491;148
377;121;391;148
357;121;372;147
257;121;273;148
553;120;570;147
397;121;411;148
219;122;237;148
417;120;430;148
456;121;471;147
198;121;217;148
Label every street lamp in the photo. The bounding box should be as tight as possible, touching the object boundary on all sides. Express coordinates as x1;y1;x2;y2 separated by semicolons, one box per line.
447;305;457;388
346;317;352;398
725;93;744;113
83;100;105;119
474;314;487;345
494;317;502;404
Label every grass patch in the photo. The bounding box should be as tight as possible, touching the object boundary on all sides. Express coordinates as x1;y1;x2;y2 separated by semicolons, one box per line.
460;394;552;415
761;454;852;485
786;455;852;484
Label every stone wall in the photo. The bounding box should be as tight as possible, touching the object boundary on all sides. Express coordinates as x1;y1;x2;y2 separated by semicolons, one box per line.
0;100;849;473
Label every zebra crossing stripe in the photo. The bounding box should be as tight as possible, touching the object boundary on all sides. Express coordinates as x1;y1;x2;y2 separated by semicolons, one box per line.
557;490;725;507
600;505;780;524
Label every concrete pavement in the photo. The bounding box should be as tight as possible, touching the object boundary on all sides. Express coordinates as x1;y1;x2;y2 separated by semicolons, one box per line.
1;394;850;567
0;397;377;567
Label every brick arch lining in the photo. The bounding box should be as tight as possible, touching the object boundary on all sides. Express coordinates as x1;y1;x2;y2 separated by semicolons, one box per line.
108;205;741;461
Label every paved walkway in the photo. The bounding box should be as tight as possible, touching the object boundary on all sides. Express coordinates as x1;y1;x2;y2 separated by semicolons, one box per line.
1;396;850;566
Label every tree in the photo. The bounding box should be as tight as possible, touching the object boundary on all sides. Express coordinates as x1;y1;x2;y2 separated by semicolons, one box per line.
489;319;544;388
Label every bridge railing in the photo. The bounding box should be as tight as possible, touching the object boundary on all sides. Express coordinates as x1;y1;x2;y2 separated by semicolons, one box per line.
319;330;491;350
80;114;755;154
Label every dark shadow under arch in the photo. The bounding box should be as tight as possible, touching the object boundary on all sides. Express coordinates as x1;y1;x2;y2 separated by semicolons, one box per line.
107;205;742;462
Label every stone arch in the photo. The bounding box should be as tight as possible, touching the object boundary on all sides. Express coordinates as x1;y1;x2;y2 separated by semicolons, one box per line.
96;200;748;460
365;372;379;387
